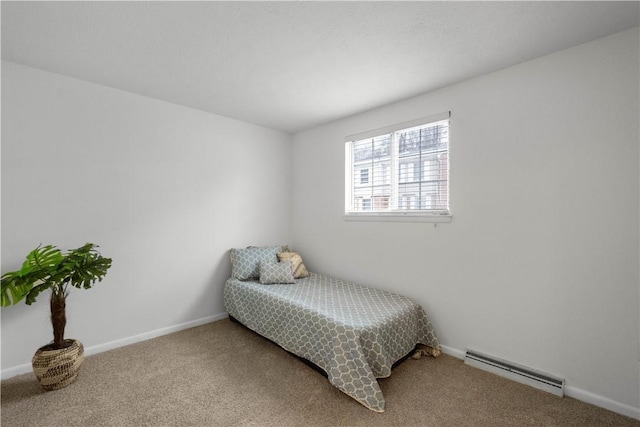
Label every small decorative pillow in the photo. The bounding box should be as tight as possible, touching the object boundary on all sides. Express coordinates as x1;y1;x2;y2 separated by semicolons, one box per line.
277;252;310;279
230;245;288;280
259;260;295;284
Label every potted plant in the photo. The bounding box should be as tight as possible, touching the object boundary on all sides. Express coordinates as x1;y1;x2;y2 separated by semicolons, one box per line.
1;242;112;390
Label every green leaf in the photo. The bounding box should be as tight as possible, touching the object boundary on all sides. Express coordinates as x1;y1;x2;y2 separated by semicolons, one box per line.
67;252;112;289
1;271;30;306
25;282;51;305
19;245;62;276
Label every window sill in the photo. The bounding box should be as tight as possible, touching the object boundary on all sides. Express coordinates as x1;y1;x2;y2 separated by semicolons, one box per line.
343;212;452;223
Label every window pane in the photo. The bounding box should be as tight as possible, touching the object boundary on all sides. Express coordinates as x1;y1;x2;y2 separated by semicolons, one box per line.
396;121;448;211
351;134;392;212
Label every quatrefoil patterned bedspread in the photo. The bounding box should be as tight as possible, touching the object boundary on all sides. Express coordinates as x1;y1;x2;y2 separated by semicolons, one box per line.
223;272;440;412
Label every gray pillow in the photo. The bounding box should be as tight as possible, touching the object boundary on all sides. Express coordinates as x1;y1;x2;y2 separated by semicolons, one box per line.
230;245;288;280
259;260;295;284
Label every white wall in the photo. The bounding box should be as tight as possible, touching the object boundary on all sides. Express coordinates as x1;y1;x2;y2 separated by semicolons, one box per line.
291;28;640;416
1;61;292;373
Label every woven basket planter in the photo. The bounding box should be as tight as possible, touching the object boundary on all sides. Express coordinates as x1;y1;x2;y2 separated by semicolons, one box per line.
32;339;84;391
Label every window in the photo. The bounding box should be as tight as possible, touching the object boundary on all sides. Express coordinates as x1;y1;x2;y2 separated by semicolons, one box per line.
360;168;369;184
345;112;450;220
362;198;371;211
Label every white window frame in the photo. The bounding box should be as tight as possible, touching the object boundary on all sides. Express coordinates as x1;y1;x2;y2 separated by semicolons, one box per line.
344;111;452;223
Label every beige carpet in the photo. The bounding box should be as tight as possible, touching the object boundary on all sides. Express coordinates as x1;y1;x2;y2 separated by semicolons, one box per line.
2;318;638;426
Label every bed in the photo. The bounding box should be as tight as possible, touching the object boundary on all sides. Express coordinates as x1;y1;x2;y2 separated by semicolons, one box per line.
223;246;441;412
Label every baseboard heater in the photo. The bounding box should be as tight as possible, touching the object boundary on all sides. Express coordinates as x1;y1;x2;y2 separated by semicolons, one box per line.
464;349;565;397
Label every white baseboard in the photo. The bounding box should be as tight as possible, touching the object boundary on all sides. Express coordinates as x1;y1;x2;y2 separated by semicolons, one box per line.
565;385;640;420
440;344;465;360
1;363;33;380
439;344;639;421
1;312;228;380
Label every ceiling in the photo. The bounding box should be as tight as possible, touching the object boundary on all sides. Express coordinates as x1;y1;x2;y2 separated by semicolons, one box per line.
2;2;639;134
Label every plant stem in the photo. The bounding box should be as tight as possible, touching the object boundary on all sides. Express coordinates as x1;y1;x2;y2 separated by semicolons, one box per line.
50;292;66;349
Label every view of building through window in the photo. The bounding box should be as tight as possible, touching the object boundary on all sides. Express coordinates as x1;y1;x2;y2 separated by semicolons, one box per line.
346;118;449;214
